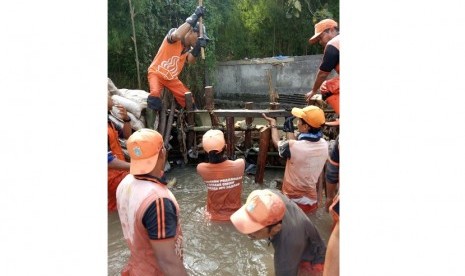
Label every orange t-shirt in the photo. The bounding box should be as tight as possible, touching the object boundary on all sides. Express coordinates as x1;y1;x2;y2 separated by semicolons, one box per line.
148;37;189;80
197;159;245;221
107;121;128;211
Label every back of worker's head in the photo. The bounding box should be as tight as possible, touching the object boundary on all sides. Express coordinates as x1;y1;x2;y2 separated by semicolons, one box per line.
202;129;226;163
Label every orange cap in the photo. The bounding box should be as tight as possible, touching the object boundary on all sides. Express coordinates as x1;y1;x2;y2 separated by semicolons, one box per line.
309;19;338;44
126;128;164;175
230;189;286;234
291;105;325;128
202;129;226;153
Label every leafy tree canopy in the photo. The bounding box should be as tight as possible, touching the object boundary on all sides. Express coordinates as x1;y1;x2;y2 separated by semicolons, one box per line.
108;0;339;100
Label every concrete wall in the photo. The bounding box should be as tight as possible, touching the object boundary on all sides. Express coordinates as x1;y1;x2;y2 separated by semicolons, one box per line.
211;55;336;107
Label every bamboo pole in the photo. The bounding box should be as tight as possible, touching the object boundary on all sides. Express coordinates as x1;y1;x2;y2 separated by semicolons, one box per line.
198;0;205;59
225;117;235;159
177;110;188;164
158;89;168;136
268;102;279;151
164;99;176;149
185;92;195;151
244;102;254;149
128;0;141;89
204;86;220;126
255;126;271;184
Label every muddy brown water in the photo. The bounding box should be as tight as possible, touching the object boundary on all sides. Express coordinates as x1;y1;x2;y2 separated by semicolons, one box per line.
108;165;333;276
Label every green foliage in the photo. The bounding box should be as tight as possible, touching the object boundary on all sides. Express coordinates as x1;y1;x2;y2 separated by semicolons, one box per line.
108;0;338;100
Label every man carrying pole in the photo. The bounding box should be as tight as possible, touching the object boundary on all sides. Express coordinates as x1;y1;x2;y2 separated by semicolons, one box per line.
146;4;209;130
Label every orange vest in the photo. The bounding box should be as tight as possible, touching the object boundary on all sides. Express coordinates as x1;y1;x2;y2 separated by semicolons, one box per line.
148;38;189;81
116;175;183;275
282;139;328;201
108;122;128;211
197;159;245;221
108;121;125;161
325;35;340;74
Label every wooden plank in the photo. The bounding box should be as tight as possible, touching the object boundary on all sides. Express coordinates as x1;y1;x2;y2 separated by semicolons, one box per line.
187;125;285;131
269;102;280;110
189;108;335;114
255;126;271;184
211;109;292;118
204;86;220;126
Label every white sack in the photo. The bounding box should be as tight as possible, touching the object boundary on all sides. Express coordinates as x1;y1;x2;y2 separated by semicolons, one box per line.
113;88;149;108
110;108;145;131
111;95;143;119
108;78;118;94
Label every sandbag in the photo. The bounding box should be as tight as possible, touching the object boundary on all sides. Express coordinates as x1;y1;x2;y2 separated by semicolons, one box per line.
113;88;149;108
110;107;145;131
108;78;118;93
108;113;124;130
127;112;145;130
111;95;143;119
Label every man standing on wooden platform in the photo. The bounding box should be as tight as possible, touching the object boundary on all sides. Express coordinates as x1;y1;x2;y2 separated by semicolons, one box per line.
146;5;209;129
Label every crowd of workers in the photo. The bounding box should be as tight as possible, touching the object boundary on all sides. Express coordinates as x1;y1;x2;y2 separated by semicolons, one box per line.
107;5;340;275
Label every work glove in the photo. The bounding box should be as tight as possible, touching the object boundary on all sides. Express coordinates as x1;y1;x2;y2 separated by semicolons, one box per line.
191;37;208;57
147;95;163;111
185;5;206;27
282;116;295;133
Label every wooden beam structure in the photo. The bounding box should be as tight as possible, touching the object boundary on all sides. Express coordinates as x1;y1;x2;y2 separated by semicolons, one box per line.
204;86;220;126
255;126;271;184
209;109;292;118
225;117;235;159
185;92;195;151
244;102;254;149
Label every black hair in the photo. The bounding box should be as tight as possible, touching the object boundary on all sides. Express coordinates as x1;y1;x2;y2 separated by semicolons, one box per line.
299;118;322;133
324;26;339;33
208;149;227;164
267;220;283;233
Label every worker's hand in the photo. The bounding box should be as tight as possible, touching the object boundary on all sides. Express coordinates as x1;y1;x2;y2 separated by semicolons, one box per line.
282;116;295;133
115;104;129;121
191;37;208;58
261;113;277;126
305;90;314;102
305;90;321;103
186;6;206;27
198;37;208;48
194;5;206;17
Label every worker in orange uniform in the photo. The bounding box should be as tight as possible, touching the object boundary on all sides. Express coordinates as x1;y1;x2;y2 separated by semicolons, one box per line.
117;129;188;275
107;94;131;212
146;5;209;115
231;189;326;276
262;105;328;214
197;129;245;221
305;19;340;115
